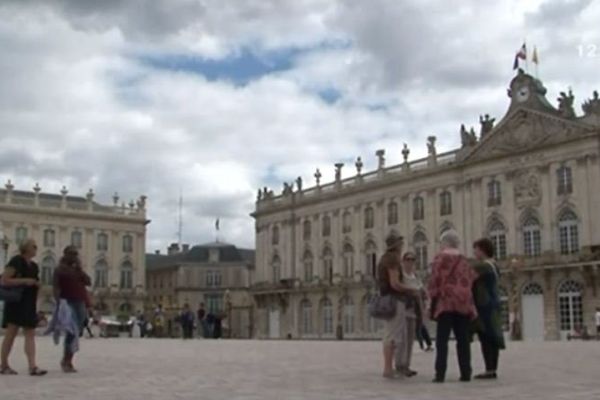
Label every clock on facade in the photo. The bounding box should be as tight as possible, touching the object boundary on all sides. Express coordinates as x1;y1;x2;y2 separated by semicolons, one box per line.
515;85;530;102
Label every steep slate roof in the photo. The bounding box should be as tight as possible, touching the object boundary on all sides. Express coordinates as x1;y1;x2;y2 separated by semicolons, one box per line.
146;241;255;271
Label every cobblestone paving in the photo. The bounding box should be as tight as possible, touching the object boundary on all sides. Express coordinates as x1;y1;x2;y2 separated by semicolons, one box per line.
0;337;599;400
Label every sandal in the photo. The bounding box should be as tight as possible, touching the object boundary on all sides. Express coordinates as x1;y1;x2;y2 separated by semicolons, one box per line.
0;366;18;375
29;367;47;376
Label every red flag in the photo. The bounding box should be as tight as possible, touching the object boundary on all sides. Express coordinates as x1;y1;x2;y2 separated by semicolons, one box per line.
513;43;527;70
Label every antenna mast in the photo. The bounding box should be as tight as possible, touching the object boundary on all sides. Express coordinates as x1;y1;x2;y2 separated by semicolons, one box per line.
177;190;183;246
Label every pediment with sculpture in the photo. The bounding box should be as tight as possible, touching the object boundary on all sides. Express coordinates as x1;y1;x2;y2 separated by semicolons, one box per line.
461;109;596;163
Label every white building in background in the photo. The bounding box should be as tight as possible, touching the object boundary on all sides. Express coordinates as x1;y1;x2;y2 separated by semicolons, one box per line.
0;183;149;317
251;70;600;341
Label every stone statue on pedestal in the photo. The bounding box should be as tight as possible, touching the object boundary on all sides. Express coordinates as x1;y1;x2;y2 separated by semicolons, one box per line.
355;157;363;175
479;114;495;137
558;89;576;119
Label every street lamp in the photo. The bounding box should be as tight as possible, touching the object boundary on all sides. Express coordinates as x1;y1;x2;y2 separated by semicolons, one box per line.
0;230;9;266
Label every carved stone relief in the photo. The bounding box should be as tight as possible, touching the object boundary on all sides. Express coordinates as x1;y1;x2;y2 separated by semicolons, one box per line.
513;169;542;208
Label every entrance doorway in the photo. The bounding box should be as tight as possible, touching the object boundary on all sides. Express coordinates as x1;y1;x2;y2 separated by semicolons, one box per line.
521;282;545;340
268;307;280;339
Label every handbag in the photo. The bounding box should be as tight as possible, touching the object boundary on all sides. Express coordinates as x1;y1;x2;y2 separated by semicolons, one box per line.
368;293;397;320
0;285;24;303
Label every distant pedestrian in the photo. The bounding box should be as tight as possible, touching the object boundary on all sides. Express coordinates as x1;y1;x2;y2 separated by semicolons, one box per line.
197;303;208;338
428;230;477;383
595;307;600;340
136;311;147;338
0;239;47;376
471;238;505;380
179;304;195;339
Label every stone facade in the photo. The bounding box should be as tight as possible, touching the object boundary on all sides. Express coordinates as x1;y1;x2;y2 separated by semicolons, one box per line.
0;183;148;317
146;242;255;338
251;70;600;341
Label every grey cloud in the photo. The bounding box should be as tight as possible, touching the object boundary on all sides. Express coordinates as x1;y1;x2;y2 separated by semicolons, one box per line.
526;0;594;27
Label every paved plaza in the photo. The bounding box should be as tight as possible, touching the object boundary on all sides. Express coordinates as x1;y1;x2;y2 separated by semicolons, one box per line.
0;337;599;400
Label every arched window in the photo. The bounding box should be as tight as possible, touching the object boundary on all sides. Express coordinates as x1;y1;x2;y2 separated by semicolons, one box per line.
342;296;355;334
322;215;331;237
303;251;313;283
43;228;56;247
556;164;573;195
558;209;579;254
122;234;133;253
413;196;424;221
97;232;109;252
558;280;583;333
342;211;352;233
71;231;83;249
498;286;509;332
321;298;333;334
342;243;354;278
40;256;55;286
440;191;452;216
523;215;542;257
271;255;281;284
488;219;507;260
387;201;398;225
365;240;377;279
322;248;333;284
364;207;374;229
271;226;280;246
120;261;133;289
94;260;108;289
522;282;544;295
300;299;313;335
413;231;428;270
488;179;502;207
303;220;311;241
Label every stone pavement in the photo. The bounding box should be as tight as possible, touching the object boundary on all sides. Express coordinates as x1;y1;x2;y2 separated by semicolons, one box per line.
0;337;599;400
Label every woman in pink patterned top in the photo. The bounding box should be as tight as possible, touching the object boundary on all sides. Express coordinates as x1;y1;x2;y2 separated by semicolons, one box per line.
428;230;477;383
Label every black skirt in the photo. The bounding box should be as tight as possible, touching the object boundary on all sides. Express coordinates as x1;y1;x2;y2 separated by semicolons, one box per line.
2;256;39;329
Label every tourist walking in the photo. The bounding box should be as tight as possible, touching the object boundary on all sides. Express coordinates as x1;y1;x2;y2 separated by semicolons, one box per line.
471;238;506;379
52;245;91;373
377;233;420;379
0;239;47;376
394;251;424;376
179;303;195;339
428;230;477;383
197;303;208;338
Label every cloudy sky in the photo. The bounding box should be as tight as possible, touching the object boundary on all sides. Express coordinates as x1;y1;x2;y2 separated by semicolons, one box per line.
1;0;599;251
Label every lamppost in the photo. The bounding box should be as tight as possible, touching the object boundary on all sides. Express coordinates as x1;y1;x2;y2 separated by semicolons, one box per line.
224;289;232;338
509;257;523;341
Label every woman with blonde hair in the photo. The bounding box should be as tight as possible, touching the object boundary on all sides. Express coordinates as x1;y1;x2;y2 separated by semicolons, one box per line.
0;239;47;376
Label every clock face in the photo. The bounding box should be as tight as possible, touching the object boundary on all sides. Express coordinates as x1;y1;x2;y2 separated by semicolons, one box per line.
515;86;530;102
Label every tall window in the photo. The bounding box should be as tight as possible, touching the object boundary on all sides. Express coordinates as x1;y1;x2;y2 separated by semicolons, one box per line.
271;226;280;245
558;209;579;254
71;231;83;249
342;211;352;233
322;215;331;237
15;226;28;245
387;201;398;225
365;241;377;279
303;251;313;283
489;220;507;260
364;207;374;229
94;260;108;289
206;271;222;287
205;294;224;314
122;234;133;253
97;233;108;252
440;191;452;216
43;229;56;247
488;179;502;207
321;298;333;334
557;164;573;195
120;261;133;289
272;256;281;284
413;231;428;270
322;248;333;284
342;296;355;334
40;256;55;286
558;280;583;332
303;220;311;241
413;196;424;221
523;215;542;257
343;243;354;278
300;299;313;335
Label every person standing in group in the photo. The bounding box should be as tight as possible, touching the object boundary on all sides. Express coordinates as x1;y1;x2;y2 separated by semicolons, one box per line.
197;303;208;338
428;230;477;383
53;245;91;373
471;238;506;379
179;303;195;339
377;233;420;379
0;239;47;376
595;307;600;340
394;251;425;376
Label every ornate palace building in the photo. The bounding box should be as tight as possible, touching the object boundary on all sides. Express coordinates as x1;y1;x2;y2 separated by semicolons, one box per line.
0;183;149;317
251;69;600;341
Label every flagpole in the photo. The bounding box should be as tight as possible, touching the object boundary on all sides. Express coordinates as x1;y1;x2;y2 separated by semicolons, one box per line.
524;39;529;73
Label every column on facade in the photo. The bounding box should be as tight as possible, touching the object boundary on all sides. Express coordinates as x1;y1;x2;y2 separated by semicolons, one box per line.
545;161;558;252
542;269;559;340
576;156;592;248
462;180;473;253
538;164;553;254
400;195;410;244
587;155;600;245
426;188;437;256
